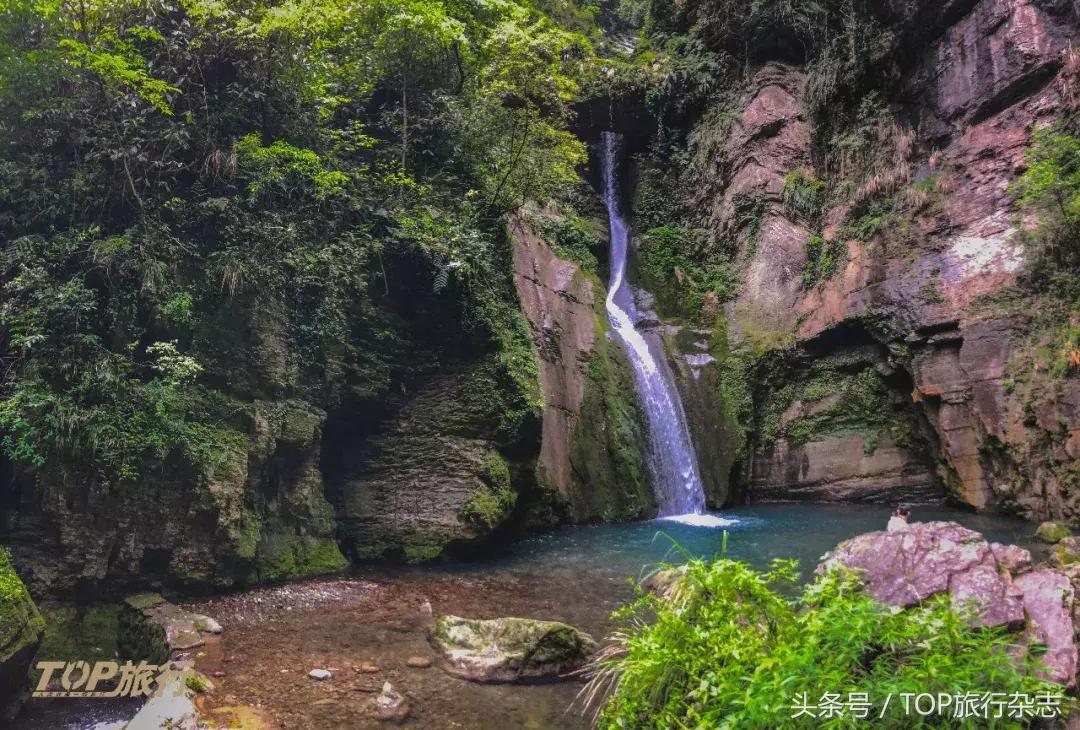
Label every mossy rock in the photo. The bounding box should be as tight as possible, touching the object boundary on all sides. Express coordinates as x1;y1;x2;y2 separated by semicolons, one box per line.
118;594;170;665
33;603;120;682
0;548;45;721
1035;521;1073;544
253;532;347;583
118;593;222;665
1050;537;1080;567
431;614;595;682
565;294;655;521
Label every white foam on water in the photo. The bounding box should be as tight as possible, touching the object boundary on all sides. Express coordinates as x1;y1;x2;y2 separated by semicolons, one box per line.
657;513;738;528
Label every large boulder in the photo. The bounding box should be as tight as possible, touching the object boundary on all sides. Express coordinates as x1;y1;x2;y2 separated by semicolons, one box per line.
1014;570;1078;687
0;548;45;721
819;522;1080;686
431;615;595;683
118;593;221;664
1036;521;1073;544
817;521;1025;627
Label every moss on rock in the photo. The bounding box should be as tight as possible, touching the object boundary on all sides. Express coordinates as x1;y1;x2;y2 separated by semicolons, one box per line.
0;548;45;720
567;295;656;521
1036;521;1073;544
431;614;596;682
118;593;170;664
459;452;517;530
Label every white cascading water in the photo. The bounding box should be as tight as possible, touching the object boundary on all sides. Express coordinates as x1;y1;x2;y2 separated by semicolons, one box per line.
600;131;711;520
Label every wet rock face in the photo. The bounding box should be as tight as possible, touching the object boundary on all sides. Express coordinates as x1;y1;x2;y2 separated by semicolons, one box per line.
5;398;345;595
819;521;1079;685
0;548;44;722
336;357;534;562
510;214;655;523
698;0;1080;514
511;214;598;510
430;615;596;683
920;0;1073;128
751;432;941;503
712;64;812;337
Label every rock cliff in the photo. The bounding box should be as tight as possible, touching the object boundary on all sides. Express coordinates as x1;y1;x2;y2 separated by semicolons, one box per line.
643;0;1080;516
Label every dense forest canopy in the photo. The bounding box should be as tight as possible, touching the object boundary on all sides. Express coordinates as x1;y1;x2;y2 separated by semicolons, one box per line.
0;0;601;484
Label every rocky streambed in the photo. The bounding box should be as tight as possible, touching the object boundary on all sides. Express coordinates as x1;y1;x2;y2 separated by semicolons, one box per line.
12;504;1060;729
180;570;608;729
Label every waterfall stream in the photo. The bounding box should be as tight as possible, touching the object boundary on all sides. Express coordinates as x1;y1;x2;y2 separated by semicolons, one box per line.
600;131;708;519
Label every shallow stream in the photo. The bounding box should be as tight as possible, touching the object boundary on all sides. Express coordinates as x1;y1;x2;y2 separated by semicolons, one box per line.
16;504;1038;729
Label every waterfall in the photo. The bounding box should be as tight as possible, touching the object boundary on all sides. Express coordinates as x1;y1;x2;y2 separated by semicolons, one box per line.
600;131;707;518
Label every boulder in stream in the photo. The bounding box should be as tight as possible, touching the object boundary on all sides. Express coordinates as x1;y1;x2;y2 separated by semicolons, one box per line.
818;521;1025;626
118;593;222;664
819;521;1080;686
1036;521;1073;544
431;615;595;682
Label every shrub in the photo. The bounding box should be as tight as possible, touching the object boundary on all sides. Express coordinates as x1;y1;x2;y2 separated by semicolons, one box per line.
801;233;846;287
1009;123;1080;299
782;169;827;223
586;555;1066;729
533;214;605;274
638;226;738;318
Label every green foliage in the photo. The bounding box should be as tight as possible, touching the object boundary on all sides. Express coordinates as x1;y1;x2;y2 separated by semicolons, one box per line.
638;226;738;320
1010;122;1080;299
0;546;44;661
782;169;827;223
588;556;1064;729
185;673;210;693
533;213;605;274
1011;124;1080;224
0;0;596;485
801;233;846;288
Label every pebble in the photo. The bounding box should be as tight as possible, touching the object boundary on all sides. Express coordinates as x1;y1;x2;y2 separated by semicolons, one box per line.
309;669;332;681
405;656;431;668
360;662;380;674
375;681;410;722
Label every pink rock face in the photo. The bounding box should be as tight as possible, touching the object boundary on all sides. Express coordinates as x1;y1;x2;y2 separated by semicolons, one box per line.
715;64;811;333
926;0;1070;125
731;0;1080;515
510;214;597;503
751;432;938;503
818;522;1025;627
1014;570;1078;687
991;541;1033;574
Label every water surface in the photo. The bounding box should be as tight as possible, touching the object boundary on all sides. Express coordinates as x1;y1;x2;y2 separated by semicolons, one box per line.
16;503;1038;729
